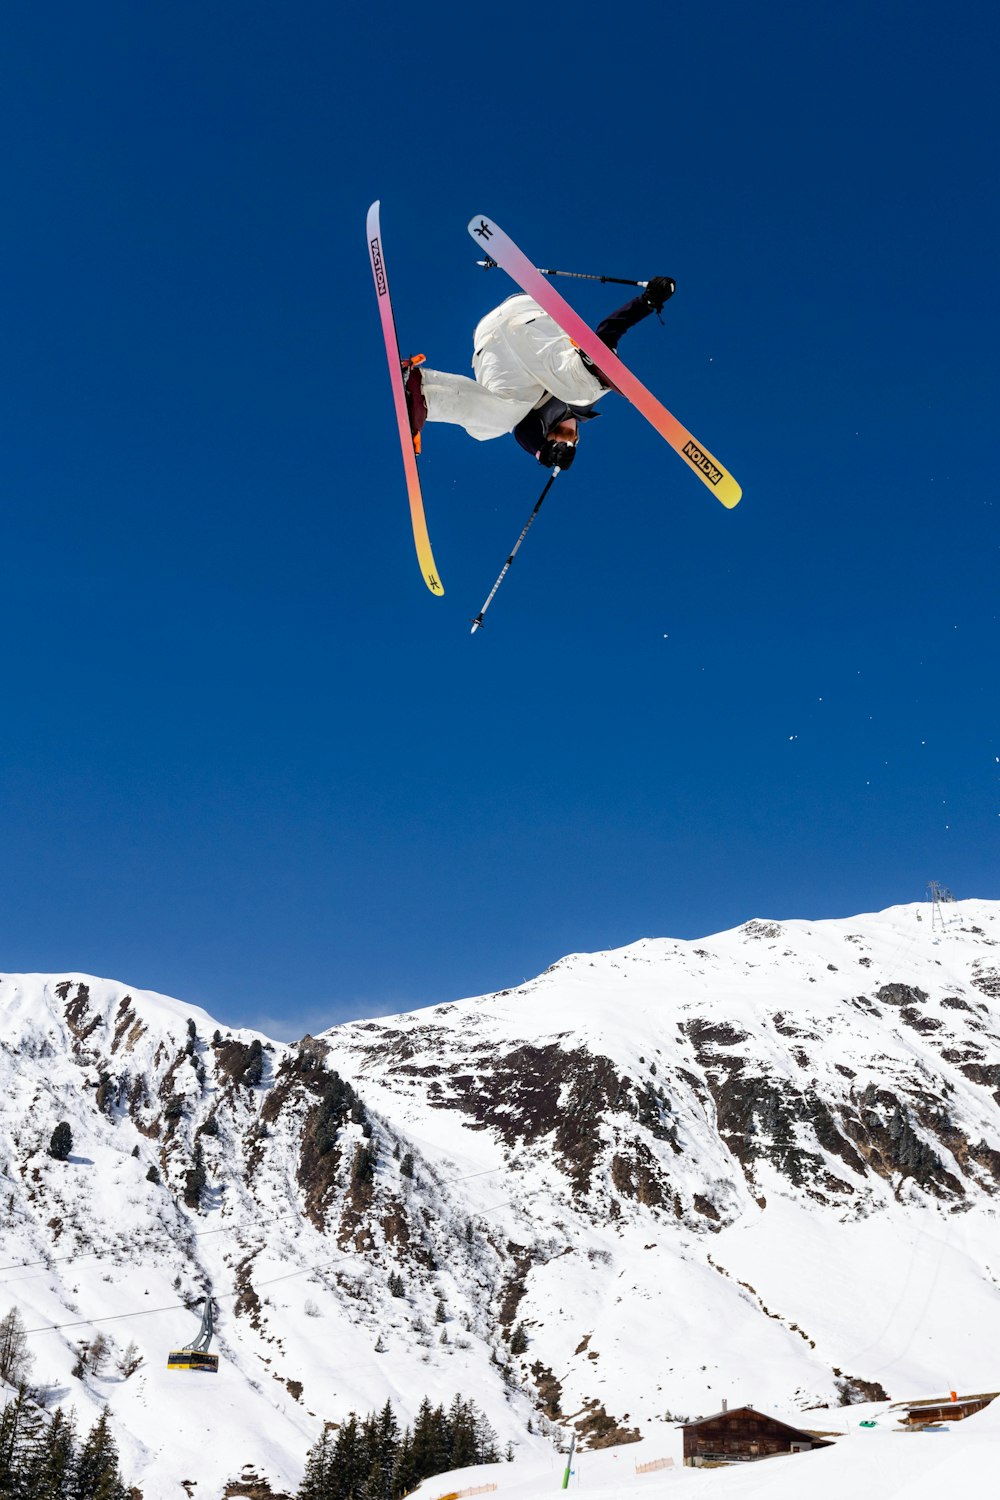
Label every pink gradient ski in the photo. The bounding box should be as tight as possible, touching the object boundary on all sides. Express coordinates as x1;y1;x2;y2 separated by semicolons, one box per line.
468;215;741;509
367;202;444;595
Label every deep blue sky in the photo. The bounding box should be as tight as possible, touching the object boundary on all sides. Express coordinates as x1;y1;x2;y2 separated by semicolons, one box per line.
2;3;997;1038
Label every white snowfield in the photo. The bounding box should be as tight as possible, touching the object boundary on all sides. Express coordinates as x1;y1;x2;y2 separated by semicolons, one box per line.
0;899;998;1496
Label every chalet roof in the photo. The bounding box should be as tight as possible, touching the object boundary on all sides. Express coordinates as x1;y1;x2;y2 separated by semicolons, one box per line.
894;1390;998;1410
680;1407;832;1443
903;1397;988;1411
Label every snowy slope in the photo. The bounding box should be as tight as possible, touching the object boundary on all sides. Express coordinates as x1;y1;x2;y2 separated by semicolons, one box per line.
1;975;545;1494
407;1393;1000;1500
1;900;999;1496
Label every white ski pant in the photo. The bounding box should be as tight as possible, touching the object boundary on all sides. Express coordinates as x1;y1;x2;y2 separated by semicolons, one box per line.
420;295;607;441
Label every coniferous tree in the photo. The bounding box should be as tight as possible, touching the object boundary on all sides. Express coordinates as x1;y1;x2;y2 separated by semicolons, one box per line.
183;1142;207;1210
243;1038;264;1087
358;1410;379;1482
390;1429;416;1500
0;1384;36;1491
374;1400;398;1495
443;1397;497;1466
74;1407;128;1500
408;1398;436;1489
361;1459;384;1500
431;1402;452;1477
22;1404;77;1499
351;1142;377;1190
411;1400;450;1487
331;1413;365;1500
447;1394;478;1469
297;1429;334;1500
48;1123;73;1161
472;1403;499;1463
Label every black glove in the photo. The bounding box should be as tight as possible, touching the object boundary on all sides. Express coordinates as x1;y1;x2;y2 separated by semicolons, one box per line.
538;439;576;471
643;276;676;312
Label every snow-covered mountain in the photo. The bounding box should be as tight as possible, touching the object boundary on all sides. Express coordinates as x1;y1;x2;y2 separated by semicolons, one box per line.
2;900;999;1496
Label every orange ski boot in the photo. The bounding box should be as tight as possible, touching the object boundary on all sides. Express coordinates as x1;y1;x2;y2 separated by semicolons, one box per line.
401;355;427;453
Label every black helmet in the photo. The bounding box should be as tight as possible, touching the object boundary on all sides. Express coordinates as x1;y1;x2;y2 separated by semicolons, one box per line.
538;438;576;470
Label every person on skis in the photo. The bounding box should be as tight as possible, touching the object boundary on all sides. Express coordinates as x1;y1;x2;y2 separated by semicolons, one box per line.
403;276;676;470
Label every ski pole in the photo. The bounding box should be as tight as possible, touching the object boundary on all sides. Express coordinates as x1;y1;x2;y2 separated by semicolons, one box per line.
470;471;560;634
477;257;647;289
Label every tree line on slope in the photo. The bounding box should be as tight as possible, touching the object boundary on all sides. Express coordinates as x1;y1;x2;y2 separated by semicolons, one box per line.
0;1386;130;1499
298;1395;502;1500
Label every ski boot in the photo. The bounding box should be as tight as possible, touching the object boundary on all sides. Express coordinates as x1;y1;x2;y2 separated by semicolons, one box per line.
401;354;427;454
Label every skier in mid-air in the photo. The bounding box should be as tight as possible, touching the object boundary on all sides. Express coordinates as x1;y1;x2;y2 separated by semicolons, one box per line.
403;277;677;471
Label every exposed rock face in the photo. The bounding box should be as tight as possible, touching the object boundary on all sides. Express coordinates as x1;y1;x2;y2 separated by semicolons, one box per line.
312;901;1000;1432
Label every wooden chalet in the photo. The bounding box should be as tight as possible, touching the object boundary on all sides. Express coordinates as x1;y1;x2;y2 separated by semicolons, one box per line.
680;1404;834;1467
897;1391;998;1426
